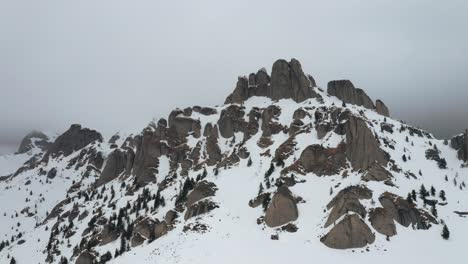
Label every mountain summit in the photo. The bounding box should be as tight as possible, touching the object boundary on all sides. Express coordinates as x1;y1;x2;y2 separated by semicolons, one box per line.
1;59;467;264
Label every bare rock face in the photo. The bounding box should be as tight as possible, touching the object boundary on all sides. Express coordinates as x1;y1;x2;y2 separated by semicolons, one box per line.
186;181;217;208
325;185;372;227
261;105;283;137
95;148;129;187
16;130;50;154
225;59;317;104
204;123;222;166
270;59;317;103
184;200;218;220
320;214;375;249
369;207;396;237
375;99;390;117
224;76;250;104
99;224;119;246
378;192;437;229
344;116;388;171
327;80;375;109
171;116;202;139
75;251;96;264
361;163;392;183
45;124;103;158
217;105;247;138
297;144;347;176
450;130;468;162
265;186;298;227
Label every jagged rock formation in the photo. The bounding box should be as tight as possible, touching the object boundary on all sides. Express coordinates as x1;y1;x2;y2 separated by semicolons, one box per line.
16;130;50;154
1;58;466;264
44;124;103;158
225;59;317;104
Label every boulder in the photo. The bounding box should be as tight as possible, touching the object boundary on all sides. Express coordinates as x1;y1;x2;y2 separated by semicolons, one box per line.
186;181;217;208
361;163;392;182
327;80;375;109
184;200;218;220
47;168;57;179
75;251;96;264
320;214;375;249
325;185;372;227
376;99;390;117
368;207;397;237
265;186;298;227
99;224;119;246
217;105;247;138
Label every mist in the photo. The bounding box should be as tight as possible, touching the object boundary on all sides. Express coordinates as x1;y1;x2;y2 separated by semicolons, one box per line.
1;0;467;154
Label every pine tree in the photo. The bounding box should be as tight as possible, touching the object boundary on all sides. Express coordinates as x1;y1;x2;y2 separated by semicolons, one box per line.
442;224;450;240
247;158;252;167
406;193;413;204
402;154;407;162
430;186;436;196
439;190;446;201
431;206;438;217
258;183;264;195
411;190;417;201
419;184;428;200
10;257;16;264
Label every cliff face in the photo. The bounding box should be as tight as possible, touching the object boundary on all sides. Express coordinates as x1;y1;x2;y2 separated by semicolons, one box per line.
1;59;467;264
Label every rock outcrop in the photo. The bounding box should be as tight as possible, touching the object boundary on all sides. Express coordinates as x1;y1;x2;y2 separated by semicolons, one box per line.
184;181;218;220
344;116;388;171
75;251;96;264
225;59;317;104
16;130;50;154
265;186;298;227
375;99;390;117
296;144;347;176
361;163;392;183
321;214;375;249
450;130;468;162
327;80;375;109
325;186;372;227
45;124;103;158
96;148;134;187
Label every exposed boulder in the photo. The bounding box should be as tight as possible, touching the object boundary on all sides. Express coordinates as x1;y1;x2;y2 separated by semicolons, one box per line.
361;163;392;183
325;185;372;227
375;99;390;117
16;130;50;154
171;116;201;138
184;200;218;220
186;181;217;208
369;207;397;237
45;124;103;158
320;214;375;249
47;168;57;179
296;144;347;176
75;251;96;264
327;80;375;109
265;186;298;227
224;76;249;104
217;105;247;138
344;116;388;171
261;105;283;137
99;224;119;246
378;192;437;229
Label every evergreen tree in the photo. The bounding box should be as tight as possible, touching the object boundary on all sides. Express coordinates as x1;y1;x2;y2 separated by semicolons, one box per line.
442;224;450;240
10;257;16;264
419;184;428;200
411;190;417;201
258;183;264;195
247;158;252;167
406;193;413;204
439;190;446;201
402;154;407;162
430;186;436;196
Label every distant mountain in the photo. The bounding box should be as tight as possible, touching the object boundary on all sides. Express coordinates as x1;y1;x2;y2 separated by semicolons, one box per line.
1;59;467;264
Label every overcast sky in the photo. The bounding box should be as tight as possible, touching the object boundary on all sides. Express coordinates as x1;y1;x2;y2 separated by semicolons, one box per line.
1;0;467;154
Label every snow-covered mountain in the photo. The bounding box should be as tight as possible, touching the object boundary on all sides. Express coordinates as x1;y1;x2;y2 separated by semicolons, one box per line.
1;59;467;264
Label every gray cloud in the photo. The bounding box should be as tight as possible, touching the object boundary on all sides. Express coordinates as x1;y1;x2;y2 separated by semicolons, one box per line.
1;0;467;152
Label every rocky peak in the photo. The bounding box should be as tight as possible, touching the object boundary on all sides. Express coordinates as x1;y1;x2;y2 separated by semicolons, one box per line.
16;130;50;154
44;124;103;158
225;58;317;104
450;129;468;162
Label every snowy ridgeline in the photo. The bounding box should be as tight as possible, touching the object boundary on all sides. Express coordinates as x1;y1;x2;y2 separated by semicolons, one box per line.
0;64;468;264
